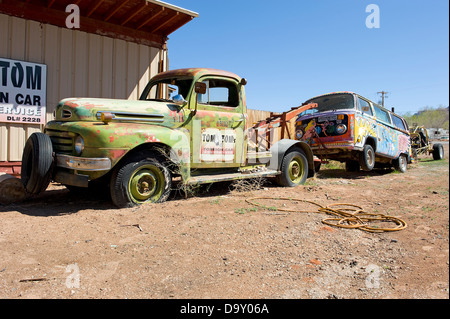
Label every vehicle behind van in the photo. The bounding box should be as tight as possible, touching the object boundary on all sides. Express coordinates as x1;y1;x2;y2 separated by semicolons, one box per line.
295;92;412;172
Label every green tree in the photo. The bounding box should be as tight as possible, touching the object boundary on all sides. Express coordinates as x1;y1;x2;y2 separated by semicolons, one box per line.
404;105;449;130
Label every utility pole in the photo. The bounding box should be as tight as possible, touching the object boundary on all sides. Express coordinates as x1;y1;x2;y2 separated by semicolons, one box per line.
377;91;389;107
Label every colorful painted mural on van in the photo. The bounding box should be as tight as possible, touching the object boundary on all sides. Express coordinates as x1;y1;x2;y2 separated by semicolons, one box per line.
295;92;412;173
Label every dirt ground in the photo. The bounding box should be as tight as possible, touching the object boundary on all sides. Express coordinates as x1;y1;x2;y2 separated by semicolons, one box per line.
0;143;448;300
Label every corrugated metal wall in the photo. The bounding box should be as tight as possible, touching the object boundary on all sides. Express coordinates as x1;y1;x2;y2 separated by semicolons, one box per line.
0;13;166;162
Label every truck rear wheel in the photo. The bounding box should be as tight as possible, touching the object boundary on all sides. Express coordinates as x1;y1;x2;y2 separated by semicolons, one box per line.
21;133;53;195
276;149;308;187
110;155;172;208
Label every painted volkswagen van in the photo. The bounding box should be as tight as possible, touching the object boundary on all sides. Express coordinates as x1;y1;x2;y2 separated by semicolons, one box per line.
295;92;412;172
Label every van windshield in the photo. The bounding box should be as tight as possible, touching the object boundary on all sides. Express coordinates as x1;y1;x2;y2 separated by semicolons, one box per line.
300;93;355;117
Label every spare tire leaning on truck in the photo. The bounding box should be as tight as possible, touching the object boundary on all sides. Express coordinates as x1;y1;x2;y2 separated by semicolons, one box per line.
21;132;53;195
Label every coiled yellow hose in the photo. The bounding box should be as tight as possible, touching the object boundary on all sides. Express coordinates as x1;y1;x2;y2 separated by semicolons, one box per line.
245;197;407;233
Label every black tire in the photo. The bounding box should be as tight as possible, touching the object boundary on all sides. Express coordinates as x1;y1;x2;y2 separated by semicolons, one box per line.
359;145;375;171
275;149;309;187
432;143;444;160
345;160;360;172
393;154;407;173
21;133;53;194
110;155;172;208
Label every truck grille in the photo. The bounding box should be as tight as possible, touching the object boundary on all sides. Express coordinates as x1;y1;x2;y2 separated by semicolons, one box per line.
45;129;76;155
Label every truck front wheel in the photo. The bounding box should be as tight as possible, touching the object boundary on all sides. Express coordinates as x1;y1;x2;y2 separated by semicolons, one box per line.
276;149;309;187
110;155;172;208
21;132;53;195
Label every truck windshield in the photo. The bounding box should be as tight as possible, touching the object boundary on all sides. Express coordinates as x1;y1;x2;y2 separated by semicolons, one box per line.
139;78;193;102
299;93;355;117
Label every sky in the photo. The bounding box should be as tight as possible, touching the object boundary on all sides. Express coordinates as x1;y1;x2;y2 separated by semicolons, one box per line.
164;0;449;115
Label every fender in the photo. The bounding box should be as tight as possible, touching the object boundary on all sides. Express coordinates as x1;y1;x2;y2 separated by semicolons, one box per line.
45;121;192;180
268;139;314;172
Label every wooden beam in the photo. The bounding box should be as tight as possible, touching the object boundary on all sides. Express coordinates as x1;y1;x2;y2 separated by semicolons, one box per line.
86;0;104;17
136;7;164;30
47;0;56;8
0;0;165;48
160;14;193;36
120;1;148;26
104;0;131;22
150;11;179;33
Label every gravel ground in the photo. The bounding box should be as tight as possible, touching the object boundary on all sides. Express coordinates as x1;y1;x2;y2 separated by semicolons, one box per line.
0;143;448;301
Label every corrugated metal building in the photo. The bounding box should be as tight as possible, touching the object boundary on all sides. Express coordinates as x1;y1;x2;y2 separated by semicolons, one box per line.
0;0;198;175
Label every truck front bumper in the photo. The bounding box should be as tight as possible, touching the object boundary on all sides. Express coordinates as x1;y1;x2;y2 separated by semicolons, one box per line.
56;154;111;171
53;154;112;187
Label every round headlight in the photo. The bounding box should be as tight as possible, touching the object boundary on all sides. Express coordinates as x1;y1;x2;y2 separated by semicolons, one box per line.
74;135;85;155
336;124;347;135
295;129;304;140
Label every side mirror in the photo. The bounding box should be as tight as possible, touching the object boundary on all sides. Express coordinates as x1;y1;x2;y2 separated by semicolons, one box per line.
194;82;207;94
240;78;247;85
173;94;187;106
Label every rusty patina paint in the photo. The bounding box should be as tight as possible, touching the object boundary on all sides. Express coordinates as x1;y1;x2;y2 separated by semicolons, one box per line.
45;68;245;183
45;68;314;189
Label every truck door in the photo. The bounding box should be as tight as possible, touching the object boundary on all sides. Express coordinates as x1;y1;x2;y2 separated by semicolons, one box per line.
190;77;246;169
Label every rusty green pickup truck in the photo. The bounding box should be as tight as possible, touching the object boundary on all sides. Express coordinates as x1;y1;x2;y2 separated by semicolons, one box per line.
21;68;315;207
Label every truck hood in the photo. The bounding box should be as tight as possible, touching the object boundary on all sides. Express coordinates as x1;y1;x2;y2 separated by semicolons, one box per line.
55;97;181;123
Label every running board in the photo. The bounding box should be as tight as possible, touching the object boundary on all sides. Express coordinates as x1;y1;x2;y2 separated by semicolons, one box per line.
186;169;279;185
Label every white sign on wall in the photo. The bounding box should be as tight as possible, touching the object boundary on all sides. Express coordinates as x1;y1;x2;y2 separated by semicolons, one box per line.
0;57;47;124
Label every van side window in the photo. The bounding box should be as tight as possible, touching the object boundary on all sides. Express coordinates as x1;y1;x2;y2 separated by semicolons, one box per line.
391;114;407;131
373;104;392;124
197;79;239;107
358;97;373;116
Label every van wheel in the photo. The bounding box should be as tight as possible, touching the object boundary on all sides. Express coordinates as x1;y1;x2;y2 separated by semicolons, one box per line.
110;155;171;208
276;149;309;187
21;133;53;194
393;154;407;173
359;145;375;171
432;143;444;160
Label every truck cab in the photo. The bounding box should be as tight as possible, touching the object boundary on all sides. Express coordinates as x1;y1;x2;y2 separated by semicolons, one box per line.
21;68;315;207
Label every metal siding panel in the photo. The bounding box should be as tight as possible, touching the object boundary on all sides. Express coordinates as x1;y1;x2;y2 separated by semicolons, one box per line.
8;17;26;161
150;47;159;78
26;20;43;63
138;44;150;98
8;124;26;161
0;125;8;161
43;24;60;118
0;14;10;57
0;14;10;161
101;37;113;98
10;17;26;60
1;16;163;162
88;33;102;97
126;42;139;100
74;31;88;97
59;28;74;100
22;20;44;156
113;39;127;99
